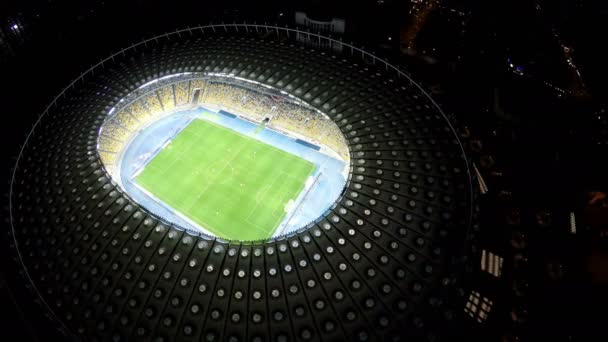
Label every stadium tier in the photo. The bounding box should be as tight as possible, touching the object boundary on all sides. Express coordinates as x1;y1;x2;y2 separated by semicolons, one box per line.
98;77;350;174
9;25;480;341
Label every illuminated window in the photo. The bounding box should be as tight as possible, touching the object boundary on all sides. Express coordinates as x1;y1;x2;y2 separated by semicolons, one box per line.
480;250;503;278
464;291;493;323
569;212;576;234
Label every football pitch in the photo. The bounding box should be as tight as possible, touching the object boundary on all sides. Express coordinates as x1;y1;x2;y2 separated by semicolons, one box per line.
135;119;316;241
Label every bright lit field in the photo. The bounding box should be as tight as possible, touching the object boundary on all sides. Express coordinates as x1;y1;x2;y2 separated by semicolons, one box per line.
135;119;315;241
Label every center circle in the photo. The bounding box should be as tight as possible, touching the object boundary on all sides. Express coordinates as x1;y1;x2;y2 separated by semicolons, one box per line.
98;73;350;241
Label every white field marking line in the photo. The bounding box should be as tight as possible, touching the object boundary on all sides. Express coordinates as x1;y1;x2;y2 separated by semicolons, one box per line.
245;170;304;234
147;147;191;182
226;164;250;193
150;159;252;237
264;185;300;238
142;125;216;213
270;177;299;218
269;208;288;237
212;158;239;187
278;168;320;234
272;191;291;220
244;220;271;235
149;120;303;238
132;145;169;179
205;166;248;205
252;169;304;207
273;164;317;233
226;189;272;235
244;182;284;233
134;117;198;179
180;207;233;238
131;181;217;237
246;170;280;222
243;206;279;235
265;189;288;219
273;192;297;226
170;165;249;233
214;173;269;235
209;160;272;235
183;133;250;214
144;131;197;177
136;158;176;184
201;116;312;164
149;123;222;193
155;122;258;234
254;183;272;205
181;158;223;211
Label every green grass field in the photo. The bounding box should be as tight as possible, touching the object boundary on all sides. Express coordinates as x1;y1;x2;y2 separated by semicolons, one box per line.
135;119;315;241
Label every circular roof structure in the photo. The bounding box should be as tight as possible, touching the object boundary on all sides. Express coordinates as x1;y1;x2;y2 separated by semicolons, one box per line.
9;25;476;341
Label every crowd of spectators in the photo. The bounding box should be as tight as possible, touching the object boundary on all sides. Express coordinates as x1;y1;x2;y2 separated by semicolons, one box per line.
98;78;350;168
201;81;349;159
157;86;175;112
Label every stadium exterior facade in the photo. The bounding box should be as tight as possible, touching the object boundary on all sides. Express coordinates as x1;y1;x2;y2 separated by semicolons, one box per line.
8;24;485;341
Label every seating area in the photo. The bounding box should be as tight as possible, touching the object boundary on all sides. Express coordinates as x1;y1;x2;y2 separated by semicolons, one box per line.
126;99;151;122
200;80;350;160
271;100;348;159
157;86;175;112
202;82;271;119
174;81;191;106
98;76;350;168
111;107;139;128
190;79;208;101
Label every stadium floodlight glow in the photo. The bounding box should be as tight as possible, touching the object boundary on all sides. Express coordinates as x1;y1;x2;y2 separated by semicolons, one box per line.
107;107;116;115
138;79;159;90
158;73;184;81
12;24;18;30
138;73;194;90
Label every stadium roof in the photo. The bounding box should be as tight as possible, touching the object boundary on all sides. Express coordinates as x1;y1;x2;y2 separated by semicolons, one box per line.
8;25;478;341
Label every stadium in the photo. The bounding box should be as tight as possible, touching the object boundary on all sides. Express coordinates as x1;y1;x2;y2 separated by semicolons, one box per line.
8;24;486;341
100;71;350;241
